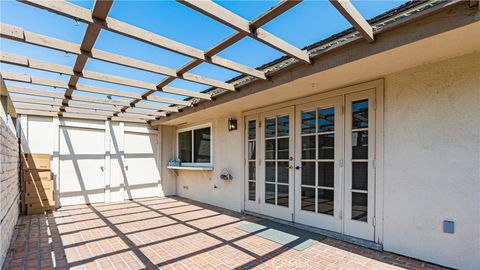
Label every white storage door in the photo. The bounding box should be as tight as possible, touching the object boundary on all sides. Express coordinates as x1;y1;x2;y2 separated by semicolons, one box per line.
124;131;160;199
59;126;106;206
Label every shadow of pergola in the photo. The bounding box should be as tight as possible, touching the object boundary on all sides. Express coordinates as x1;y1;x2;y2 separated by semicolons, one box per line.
3;196;443;270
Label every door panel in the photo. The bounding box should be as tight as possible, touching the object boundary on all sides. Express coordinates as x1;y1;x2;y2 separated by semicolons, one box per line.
124;131;161;199
294;96;343;233
259;107;294;221
59;127;105;206
344;90;376;241
245;115;260;213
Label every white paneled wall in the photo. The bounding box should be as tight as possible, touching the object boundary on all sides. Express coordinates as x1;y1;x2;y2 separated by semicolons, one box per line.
18;116;172;207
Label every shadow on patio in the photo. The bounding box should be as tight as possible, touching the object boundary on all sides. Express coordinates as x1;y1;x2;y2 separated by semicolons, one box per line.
2;197;446;270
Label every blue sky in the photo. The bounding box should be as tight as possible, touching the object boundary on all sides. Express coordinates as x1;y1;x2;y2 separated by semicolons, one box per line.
0;0;404;106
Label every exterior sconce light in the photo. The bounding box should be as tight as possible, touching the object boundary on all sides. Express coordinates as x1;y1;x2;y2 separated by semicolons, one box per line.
228;118;237;131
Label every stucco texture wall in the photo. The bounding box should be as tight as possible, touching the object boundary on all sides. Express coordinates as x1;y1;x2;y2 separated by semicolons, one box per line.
383;51;480;269
174;113;244;212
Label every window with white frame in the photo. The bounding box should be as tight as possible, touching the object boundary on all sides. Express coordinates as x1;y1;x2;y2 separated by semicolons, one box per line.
177;124;212;165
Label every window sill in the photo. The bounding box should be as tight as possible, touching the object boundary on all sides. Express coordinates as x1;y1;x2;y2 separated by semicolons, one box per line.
167;166;213;171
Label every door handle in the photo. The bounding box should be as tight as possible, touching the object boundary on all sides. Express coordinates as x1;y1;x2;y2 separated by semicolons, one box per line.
100;166;104;172
125;165;129;171
295;166;302;170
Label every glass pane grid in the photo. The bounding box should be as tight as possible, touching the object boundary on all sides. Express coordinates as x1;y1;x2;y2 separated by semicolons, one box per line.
300;106;335;215
351;99;369;222
264;114;289;208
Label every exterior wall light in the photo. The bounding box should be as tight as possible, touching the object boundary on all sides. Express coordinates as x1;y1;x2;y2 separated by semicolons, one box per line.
228;118;237;131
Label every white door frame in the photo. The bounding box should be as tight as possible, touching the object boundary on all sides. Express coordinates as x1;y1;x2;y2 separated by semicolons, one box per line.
242;79;384;244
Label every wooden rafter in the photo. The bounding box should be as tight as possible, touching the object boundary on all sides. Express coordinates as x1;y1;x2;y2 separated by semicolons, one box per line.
7;85;131;106
0;23;235;91
19;0;266;80
63;0;113;119
1;71;192;106
125;107;167;117
0;74;17;118
10;96;63;106
145;0;301;112
329;0;374;42
1;52;210;101
177;0;310;64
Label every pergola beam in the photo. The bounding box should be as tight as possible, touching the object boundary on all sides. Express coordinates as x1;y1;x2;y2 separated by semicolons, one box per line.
2;71;192;106
329;0;374;42
125;107;167;117
133;102;178;113
1;52;210;101
10;96;63;106
7;85;131;106
151;0;301;112
18;0;266;80
0;23;235;90
178;0;310;64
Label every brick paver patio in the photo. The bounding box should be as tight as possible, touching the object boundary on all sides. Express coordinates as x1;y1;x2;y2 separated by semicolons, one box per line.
2;197;447;270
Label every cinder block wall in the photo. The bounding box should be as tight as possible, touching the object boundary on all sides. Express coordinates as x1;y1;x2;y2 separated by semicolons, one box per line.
0;117;20;268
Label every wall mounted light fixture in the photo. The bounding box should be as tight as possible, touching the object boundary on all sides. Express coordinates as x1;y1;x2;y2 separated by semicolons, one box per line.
228;118;237;131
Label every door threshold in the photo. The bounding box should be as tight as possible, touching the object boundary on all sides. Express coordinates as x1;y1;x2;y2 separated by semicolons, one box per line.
243;210;383;251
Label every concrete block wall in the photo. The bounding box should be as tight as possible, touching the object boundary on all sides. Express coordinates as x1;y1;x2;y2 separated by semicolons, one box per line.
0;117;20;268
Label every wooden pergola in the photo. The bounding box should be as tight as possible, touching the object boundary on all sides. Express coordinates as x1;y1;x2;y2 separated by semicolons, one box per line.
0;0;374;124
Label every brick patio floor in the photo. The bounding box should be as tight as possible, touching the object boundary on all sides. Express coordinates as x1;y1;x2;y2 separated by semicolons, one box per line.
2;197;447;270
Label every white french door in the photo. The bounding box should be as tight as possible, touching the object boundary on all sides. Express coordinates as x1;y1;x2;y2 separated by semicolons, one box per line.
343;89;376;240
244;89;377;242
294;96;343;233
244;114;260;213
258;107;295;221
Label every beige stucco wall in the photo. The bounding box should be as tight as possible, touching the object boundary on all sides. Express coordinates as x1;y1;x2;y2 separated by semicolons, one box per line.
173;112;244;212
171;51;480;269
382;51;480;269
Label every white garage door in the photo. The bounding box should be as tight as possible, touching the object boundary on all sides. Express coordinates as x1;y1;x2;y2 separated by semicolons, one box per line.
124;131;160;199
59;126;105;206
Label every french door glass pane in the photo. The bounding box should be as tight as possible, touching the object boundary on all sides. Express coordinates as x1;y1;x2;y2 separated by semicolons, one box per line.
265;162;275;182
318;189;334;215
265;183;275;204
248;141;256;160
352;162;368;190
265;139;276;159
277;185;289;207
301;187;315;212
302;135;315;159
352;131;368;159
318;162;334;187
265;118;276;138
248;120;256;140
178;131;192;163
277;138;289;159
301;111;316;134
277;162;289;183
248;162;256;180
352;99;368;129
318;134;334;159
277;115;289;136
248;182;256;201
351;192;368;221
301;162;315;186
318;107;335;132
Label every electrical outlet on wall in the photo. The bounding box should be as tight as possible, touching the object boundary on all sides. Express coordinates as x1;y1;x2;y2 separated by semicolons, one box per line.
183;185;189;190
